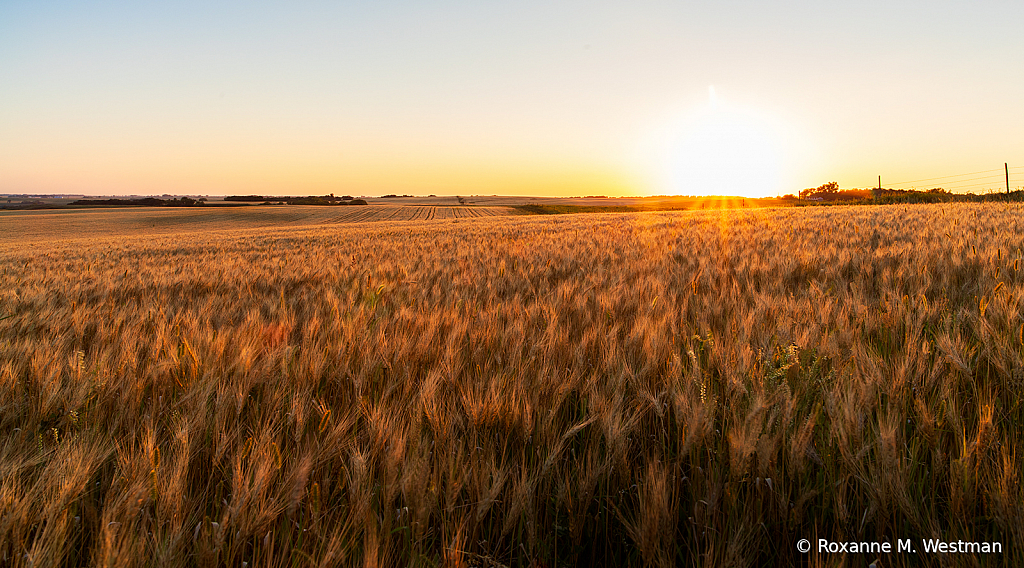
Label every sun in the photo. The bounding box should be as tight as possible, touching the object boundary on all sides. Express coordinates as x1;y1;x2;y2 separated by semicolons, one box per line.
666;90;787;198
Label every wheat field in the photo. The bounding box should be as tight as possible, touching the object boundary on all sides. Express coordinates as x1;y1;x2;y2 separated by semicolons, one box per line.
2;203;1023;567
0;205;513;244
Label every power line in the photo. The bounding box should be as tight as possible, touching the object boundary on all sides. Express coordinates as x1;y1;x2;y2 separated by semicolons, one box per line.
940;181;1013;191
885;167;1005;186
878;165;1022;195
931;176;1017;188
886;173;1006;189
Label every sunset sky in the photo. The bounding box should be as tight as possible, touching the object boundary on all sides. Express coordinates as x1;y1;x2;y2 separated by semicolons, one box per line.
2;1;1022;198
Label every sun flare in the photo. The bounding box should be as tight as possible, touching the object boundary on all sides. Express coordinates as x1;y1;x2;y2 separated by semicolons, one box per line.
666;91;788;198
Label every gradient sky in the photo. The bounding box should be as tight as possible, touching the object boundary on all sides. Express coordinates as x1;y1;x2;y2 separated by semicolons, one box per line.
2;1;1023;197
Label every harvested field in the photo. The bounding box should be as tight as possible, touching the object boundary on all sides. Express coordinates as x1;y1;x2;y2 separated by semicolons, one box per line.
0;205;513;244
2;203;1023;566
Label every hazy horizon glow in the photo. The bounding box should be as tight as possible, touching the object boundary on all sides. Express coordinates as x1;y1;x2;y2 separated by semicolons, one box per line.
3;1;1022;197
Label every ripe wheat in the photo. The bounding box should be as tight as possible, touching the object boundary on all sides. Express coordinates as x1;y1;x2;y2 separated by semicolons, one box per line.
1;202;1023;566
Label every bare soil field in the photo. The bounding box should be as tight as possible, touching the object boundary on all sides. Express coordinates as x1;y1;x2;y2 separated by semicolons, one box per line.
2;203;1023;566
0;205;514;244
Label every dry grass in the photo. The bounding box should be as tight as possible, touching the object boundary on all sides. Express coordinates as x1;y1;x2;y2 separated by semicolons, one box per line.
2;203;1023;566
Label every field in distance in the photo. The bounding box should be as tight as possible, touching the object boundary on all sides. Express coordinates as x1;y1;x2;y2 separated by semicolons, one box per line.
0;194;776;244
2;203;1023;566
0;204;513;244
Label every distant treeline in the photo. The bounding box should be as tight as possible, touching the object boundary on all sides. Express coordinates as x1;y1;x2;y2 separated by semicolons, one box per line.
780;184;1024;206
71;197;206;207
225;195;367;205
874;188;1024;205
513;204;643;215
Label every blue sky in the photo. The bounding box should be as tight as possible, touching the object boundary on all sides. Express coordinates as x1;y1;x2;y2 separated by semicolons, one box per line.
2;1;1022;196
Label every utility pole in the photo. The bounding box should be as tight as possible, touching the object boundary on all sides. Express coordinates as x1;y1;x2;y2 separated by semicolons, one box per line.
1007;163;1010;195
